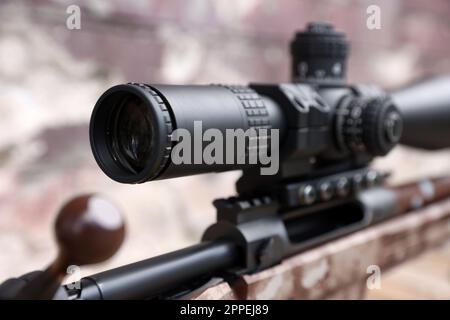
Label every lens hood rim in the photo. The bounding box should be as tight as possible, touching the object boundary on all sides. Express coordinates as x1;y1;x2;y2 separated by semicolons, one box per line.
90;83;173;184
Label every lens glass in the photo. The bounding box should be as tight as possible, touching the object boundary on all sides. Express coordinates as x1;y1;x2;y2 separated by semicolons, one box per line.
109;94;154;173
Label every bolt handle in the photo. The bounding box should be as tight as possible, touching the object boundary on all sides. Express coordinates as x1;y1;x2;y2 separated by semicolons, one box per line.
14;194;125;299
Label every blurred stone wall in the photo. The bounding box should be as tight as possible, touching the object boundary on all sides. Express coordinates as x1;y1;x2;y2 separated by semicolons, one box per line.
0;0;449;291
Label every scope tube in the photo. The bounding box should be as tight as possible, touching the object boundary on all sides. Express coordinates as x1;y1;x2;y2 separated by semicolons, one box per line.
391;76;450;150
90;83;285;183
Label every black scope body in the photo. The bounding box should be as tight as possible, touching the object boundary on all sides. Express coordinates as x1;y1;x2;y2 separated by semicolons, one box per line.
90;22;450;185
90;81;408;184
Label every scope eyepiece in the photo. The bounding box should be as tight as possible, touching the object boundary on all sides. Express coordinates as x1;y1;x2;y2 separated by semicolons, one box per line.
90;84;173;184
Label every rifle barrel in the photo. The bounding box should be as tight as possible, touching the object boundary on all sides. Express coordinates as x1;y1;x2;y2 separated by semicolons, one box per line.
76;240;239;300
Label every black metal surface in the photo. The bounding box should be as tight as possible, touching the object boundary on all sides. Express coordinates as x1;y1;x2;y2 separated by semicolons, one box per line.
76;241;239;300
392;76;450;150
71;185;398;300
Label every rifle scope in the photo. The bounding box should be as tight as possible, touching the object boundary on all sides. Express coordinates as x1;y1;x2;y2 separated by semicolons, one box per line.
90;81;408;183
89;23;450;185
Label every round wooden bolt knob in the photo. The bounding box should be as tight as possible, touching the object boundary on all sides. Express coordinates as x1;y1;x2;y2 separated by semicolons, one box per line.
53;194;125;269
15;194;125;299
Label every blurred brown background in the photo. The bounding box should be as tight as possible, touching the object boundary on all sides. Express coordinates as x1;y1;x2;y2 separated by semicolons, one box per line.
0;0;449;299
